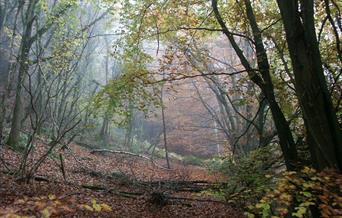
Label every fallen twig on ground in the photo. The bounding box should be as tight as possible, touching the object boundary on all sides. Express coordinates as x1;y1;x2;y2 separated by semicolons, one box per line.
90;149;172;170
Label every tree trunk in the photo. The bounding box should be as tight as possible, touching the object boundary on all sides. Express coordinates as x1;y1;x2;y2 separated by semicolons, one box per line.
276;0;342;170
212;0;298;170
7;0;38;147
161;85;170;169
100;114;110;145
124;102;134;150
0;1;23;143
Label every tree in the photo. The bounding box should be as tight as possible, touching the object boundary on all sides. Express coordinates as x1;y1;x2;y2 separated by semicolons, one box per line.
183;42;273;155
276;0;342;170
160;80;171;168
6;0;77;147
211;0;298;169
115;0;300;169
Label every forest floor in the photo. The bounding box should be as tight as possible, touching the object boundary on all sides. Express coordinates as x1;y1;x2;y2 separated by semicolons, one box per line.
0;142;243;217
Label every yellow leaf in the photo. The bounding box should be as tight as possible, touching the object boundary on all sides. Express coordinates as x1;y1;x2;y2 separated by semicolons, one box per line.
53;200;62;206
82;204;94;211
40;207;53;218
48;194;56;200
93;204;102;212
100;203;112;212
92;199;102;212
245;212;255;218
255;203;263;209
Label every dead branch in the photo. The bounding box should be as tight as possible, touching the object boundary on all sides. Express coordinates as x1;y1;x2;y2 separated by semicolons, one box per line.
76;166;221;193
138;180;215;192
90;149;150;159
0;155;11;172
90;149;172;170
168;196;227;204
81;184;143;199
81;184;227;205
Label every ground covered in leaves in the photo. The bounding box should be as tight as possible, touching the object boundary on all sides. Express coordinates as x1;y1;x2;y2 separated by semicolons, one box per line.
0;142;243;217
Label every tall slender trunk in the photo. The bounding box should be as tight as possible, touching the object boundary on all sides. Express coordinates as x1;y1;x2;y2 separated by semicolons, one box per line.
0;1;23;142
7;0;37;147
100;113;109;145
100;38;111;145
124;102;134;150
160;85;170;169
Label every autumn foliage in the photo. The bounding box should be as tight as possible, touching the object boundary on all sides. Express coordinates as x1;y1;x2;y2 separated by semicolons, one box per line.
249;167;342;217
0;194;112;218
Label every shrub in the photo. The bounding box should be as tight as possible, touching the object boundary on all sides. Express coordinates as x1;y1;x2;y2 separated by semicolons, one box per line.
130;136;151;154
206;157;226;172
152;147;166;159
249;167;342;218
206;145;282;208
182;155;204;166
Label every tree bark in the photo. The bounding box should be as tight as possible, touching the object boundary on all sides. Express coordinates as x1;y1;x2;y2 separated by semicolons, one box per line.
276;0;342;170
7;0;38;147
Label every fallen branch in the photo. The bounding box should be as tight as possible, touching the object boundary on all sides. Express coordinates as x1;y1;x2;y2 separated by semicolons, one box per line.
76;167;218;192
33;176;50;182
149;191;228;207
81;184;143;198
139;180;216;192
81;184;227;205
81;184;106;191
0;156;11;172
15;175;50;183
168;196;227;204
90;149;150;159
90;149;172;170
